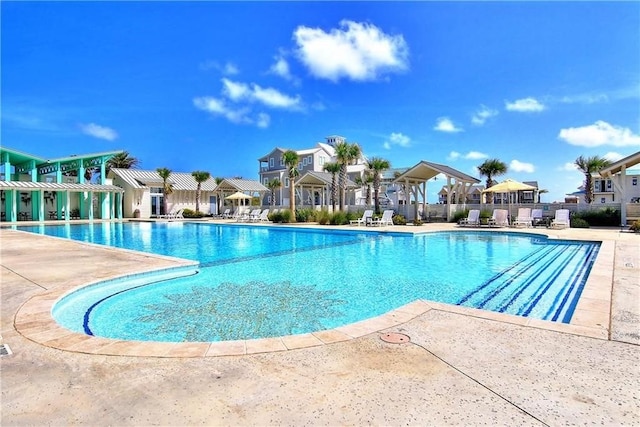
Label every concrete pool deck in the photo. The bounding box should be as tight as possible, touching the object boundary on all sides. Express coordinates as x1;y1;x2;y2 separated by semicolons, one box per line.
1;222;639;425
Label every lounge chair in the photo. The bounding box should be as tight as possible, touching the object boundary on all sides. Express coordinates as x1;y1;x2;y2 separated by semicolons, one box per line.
550;209;570;229
458;209;480;227
252;208;270;223
248;209;262;221
370;210;394;227
350;209;373;226
487;209;509;227
531;209;545;227
219;208;231;219
512;208;532;228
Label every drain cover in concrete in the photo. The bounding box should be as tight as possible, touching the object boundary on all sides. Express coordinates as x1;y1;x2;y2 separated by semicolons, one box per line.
380;332;410;344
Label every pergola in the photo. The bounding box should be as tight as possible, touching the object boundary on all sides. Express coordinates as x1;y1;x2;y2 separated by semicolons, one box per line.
1;147;124;222
295;171;358;211
392;160;480;221
599;150;640;225
214;178;268;210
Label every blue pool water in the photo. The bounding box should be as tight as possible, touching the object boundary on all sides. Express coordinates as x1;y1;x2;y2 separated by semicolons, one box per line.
17;223;600;342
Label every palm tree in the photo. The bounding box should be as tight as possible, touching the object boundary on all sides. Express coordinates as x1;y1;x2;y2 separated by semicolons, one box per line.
157;167;173;216
574;155;611;204
367;157;391;213
266;178;281;209
477;159;508;203
191;170;211;213
214;177;224;213
335;141;361;210
282;150;299;218
323;161;341;212
106;151;140;174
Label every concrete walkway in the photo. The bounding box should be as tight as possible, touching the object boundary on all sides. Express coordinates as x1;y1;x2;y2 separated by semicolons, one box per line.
1;224;638;425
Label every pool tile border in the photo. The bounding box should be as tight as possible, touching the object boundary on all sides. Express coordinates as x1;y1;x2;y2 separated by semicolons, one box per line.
13;226;615;358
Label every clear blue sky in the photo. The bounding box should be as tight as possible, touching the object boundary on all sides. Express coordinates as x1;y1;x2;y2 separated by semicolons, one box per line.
2;1;639;203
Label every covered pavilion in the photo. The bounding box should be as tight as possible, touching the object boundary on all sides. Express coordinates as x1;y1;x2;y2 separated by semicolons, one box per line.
214;178;268;211
392;160;480;221
295;171;358;211
1;147;124;222
599;150;640;225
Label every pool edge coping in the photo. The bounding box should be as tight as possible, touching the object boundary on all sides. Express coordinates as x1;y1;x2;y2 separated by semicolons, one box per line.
12;226;614;358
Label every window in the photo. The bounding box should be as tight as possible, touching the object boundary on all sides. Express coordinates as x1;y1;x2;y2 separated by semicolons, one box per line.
633;177;637;186
601;197;606;203
263;178;269;185
298;162;302;170
319;156;326;166
606;180;612;191
302;158;308;166
285;178;290;187
269;158;274;168
307;155;312;164
280;157;284;166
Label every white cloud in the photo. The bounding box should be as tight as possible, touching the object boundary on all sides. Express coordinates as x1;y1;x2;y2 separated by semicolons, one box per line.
269;55;295;82
293;20;409;82
256;113;270;129
221;78;301;110
603;151;624;162
465;151;488;160
509;159;535;173
447;151;461;161
80;123;118;141
434;117;462;133
193;96;251;125
558;162;579;172
383;132;411;150
200;60;239;75
558;121;640;147
471;105;498;125
505;97;545;112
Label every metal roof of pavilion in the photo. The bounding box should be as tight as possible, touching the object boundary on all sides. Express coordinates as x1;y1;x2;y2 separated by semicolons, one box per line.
295;171;358;188
393;160;480;184
0;181;124;192
215;178;268;193
108;169;217;191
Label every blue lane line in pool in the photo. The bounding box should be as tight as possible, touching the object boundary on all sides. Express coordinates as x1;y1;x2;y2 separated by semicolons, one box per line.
82;271;200;336
457;245;558;307
198;235;374;268
549;244;599;322
479;246;568;312
506;245;582;315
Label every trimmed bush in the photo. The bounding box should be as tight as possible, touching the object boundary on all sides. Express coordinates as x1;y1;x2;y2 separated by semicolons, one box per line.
570;217;590;228
629;220;640;233
330;211;349;225
182;208;203;218
573;207;620;227
393;214;407;225
316;210;331;225
295;208;316;223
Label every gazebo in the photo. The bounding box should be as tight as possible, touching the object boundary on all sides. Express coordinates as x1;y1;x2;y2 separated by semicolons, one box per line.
393;160;480;221
295;171;358;211
214;178;268;213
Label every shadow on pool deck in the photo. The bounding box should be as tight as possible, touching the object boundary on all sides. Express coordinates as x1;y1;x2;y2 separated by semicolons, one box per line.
1;224;638;425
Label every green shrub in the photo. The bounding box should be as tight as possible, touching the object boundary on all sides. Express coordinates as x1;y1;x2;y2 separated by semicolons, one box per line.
629;220;640;233
570;217;590;228
393;214;407;225
316;210;331;225
330;211;349;225
280;209;294;223
182;208;203;218
412;217;423;226
452;210;469;223
345;211;360;222
295;208;316;223
573;208;620;227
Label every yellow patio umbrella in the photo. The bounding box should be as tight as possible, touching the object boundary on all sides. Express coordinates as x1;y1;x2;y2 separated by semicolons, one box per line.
225;191;252;211
482;179;537;217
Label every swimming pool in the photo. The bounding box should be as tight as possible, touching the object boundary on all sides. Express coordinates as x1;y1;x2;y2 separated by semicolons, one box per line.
18;222;600;342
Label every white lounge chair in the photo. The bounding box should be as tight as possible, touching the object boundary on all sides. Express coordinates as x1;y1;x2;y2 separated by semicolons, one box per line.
458;209;480;227
248;209;262;221
487;209;509;227
350;209;373;226
370;210;394;227
550;209;570;229
252;208;270;222
512;208;532;228
219;208;231;219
